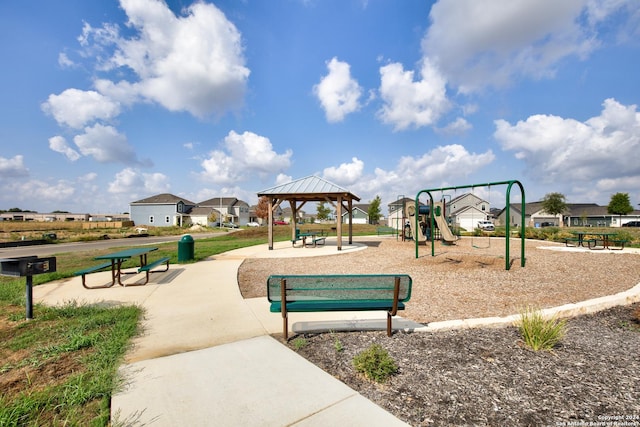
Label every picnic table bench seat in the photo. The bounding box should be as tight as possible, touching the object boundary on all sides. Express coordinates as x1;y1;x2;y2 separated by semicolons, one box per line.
134;256;171;285
267;274;412;340
596;239;629;250
74;261;120;289
564;237;595;248
306;236;326;247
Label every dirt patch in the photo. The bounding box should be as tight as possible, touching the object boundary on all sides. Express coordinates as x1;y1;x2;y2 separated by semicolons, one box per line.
288;303;640;426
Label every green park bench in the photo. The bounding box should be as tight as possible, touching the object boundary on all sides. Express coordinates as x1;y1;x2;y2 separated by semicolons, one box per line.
376;226;396;236
267;274;412;340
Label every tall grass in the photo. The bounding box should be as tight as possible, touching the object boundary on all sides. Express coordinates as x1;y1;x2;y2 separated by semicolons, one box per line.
517;307;567;351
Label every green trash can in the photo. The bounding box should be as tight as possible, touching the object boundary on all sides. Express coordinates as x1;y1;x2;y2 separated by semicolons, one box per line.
178;234;194;262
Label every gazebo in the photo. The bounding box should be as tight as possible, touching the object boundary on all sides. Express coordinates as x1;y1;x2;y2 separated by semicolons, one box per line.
257;176;361;250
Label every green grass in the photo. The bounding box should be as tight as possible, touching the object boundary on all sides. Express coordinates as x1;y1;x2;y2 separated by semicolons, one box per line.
517;307;567;351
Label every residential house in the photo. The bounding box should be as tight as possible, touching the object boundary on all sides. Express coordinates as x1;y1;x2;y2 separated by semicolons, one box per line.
197;197;250;226
130;193;196;227
341;204;370;224
387;198;415;229
280;206;307;224
447;193;492;231
496;202;640;227
130;194;251;227
188;206;217;226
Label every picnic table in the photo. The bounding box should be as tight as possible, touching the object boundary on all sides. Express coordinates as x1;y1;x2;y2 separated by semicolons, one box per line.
292;230;326;248
76;247;169;288
567;231;626;250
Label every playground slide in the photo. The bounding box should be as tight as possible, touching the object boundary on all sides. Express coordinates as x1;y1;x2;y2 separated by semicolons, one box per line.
433;203;458;243
404;204;428;242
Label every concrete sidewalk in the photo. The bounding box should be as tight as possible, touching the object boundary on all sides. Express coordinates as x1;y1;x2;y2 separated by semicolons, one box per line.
34;238;413;426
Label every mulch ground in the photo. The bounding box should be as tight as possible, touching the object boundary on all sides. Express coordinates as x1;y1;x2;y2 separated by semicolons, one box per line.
286;303;640;427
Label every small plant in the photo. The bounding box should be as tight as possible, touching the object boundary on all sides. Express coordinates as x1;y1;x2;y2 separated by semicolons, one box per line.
330;331;344;353
352;343;398;383
518;307;567;351
291;337;308;351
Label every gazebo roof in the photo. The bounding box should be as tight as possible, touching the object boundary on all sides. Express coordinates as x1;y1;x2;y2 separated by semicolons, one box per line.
257;175;360;202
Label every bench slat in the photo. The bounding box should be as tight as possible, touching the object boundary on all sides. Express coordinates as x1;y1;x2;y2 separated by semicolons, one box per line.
270;300;406;312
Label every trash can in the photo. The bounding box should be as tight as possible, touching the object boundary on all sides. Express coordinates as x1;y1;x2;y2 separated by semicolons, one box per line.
178;234;194;262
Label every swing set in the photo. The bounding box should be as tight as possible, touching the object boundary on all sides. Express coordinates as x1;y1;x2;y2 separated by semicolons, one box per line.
413;180;526;271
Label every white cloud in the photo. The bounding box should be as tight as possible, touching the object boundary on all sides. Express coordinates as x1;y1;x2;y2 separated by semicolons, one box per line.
199;131;292;185
436;117;472;135
495;98;640;186
107;167;170;195
0;155;29;178
1;179;75;205
49;136;81;161
41;88;121;129
58;52;75;68
314;57;363;122
420;0;634;93
275;173;293;186
84;0;249;118
397;144;495;184
322;157;364;185
73;123;140;164
344;144;495;209
377;58;450;131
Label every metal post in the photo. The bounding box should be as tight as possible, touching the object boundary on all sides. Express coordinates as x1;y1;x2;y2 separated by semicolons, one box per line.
25;275;33;320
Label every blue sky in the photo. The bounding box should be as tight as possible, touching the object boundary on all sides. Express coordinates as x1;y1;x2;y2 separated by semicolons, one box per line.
1;0;639;215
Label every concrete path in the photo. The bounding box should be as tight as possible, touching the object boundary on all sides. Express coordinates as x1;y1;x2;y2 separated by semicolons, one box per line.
34;238;413;426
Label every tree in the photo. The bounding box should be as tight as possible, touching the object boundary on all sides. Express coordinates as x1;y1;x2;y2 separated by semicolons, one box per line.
541;193;567;216
255;196;270;221
316;202;331;221
368;196;382;224
607;193;633;223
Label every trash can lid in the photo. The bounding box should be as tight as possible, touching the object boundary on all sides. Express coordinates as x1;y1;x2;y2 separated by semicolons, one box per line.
180;234;194;242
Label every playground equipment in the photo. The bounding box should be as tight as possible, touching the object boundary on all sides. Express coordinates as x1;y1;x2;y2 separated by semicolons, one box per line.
405;202;458;244
404;204;429;242
414;180;526;271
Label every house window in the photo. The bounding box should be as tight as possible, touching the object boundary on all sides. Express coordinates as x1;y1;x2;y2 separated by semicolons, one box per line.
177;201;184;213
481;204;486;211
165;216;171;224
149;216;154;224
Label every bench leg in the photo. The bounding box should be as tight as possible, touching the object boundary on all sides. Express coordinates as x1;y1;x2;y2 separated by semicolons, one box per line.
81;274;116;290
387;312;392;337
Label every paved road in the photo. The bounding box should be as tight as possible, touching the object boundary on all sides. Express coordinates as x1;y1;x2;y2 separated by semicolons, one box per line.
0;231;232;258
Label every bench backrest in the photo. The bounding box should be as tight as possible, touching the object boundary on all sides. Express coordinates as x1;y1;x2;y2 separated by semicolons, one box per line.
267;274;412;303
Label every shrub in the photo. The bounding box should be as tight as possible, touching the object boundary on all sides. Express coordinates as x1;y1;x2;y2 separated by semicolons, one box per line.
518;307;567;351
352;343;398;383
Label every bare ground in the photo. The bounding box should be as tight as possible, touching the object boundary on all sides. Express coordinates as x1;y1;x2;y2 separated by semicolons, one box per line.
238;237;640;426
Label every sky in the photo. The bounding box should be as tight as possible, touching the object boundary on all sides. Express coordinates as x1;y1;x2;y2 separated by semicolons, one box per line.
1;0;640;215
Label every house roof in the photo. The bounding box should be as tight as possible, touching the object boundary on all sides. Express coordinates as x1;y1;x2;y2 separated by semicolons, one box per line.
198;197;238;206
257;175;360;201
501;202;622;217
130;193;195;205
